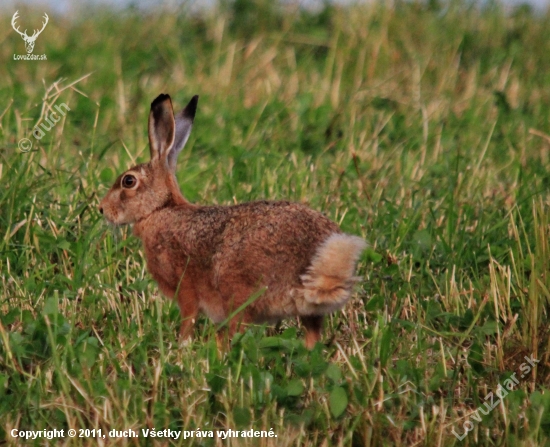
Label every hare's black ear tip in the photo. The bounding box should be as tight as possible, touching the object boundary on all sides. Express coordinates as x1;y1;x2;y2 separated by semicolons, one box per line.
151;93;171;109
183;95;199;120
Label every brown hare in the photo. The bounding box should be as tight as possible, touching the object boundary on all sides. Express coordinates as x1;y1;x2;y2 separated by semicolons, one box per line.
99;93;366;349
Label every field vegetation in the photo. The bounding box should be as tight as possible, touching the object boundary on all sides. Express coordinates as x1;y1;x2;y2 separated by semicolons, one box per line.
1;0;550;445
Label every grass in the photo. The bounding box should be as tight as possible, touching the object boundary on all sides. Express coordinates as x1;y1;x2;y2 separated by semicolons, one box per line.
1;0;550;445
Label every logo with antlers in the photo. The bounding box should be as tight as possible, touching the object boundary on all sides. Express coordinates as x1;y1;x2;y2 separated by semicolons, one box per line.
11;11;49;54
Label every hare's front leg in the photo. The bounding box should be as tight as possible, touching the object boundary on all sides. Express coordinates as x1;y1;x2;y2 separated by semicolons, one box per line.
175;285;199;340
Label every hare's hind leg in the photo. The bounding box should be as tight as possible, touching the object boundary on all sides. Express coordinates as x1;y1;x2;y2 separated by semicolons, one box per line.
215;282;258;348
215;315;252;351
301;315;324;349
214;310;253;352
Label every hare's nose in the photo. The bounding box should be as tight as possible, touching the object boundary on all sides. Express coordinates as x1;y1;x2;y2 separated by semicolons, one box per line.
99;207;104;215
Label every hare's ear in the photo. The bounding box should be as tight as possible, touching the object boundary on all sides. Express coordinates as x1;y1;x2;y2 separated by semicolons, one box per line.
148;94;176;163
166;95;199;171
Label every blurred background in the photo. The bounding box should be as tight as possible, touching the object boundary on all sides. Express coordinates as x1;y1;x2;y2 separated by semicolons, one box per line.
1;0;549;14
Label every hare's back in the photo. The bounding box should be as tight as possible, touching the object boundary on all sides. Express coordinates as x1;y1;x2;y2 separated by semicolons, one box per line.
213;201;340;287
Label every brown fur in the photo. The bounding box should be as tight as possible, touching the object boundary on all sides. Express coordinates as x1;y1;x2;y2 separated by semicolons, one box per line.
99;93;366;349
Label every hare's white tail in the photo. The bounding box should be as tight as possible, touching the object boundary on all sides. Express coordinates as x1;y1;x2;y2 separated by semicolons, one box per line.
301;233;367;311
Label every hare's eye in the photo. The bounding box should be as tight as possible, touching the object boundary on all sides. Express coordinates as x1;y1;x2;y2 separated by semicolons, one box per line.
121;174;137;189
